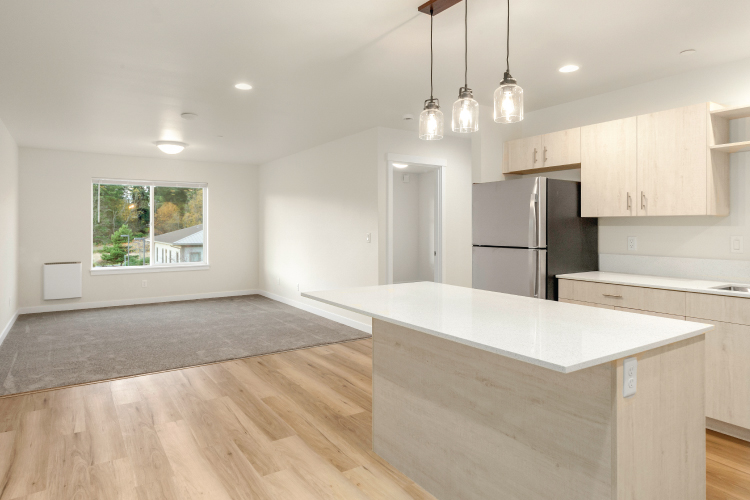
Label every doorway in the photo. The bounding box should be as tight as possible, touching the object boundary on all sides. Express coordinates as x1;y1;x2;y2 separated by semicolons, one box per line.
386;154;444;284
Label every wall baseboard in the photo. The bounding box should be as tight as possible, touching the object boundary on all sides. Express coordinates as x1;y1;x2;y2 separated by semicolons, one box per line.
18;290;261;315
258;290;372;334
0;310;19;347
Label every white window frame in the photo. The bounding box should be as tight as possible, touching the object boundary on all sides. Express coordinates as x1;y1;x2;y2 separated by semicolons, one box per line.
90;178;209;275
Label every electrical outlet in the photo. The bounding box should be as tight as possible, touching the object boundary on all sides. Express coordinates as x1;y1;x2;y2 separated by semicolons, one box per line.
366;232;372;243
731;236;744;253
623;357;637;398
142;280;147;288
627;236;637;252
297;283;300;292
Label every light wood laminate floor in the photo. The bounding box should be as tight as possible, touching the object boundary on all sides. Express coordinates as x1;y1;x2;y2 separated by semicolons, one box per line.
0;338;747;500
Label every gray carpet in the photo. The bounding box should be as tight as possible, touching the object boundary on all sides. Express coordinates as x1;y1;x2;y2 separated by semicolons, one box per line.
0;295;370;396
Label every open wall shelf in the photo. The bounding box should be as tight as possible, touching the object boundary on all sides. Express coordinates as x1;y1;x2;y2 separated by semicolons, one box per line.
710;140;750;154
710;104;750;120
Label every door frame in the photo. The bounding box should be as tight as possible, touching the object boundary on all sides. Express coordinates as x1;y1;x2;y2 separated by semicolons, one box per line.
385;153;446;285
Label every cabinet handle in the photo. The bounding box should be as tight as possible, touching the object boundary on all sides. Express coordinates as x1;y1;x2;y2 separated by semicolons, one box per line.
543;147;548;163
602;294;623;299
641;191;647;210
627;192;632;211
533;148;538;164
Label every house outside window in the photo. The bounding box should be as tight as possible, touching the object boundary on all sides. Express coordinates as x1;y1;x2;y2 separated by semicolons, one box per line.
92;179;208;273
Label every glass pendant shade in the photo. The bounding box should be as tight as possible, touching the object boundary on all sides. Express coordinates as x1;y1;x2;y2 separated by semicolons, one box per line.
452;88;479;133
419;100;444;140
494;72;523;123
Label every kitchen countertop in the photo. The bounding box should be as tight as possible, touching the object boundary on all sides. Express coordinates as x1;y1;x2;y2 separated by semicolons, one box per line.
302;282;712;374
557;271;750;298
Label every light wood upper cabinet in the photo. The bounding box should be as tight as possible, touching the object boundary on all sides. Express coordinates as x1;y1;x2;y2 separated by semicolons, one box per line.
541;128;581;169
636;103;708;216
503;102;730;217
503;128;580;174
581;117;637;217
504;135;542;173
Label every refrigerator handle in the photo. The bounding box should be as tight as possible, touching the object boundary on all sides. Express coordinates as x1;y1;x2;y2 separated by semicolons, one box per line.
536;250;547;299
528;187;539;248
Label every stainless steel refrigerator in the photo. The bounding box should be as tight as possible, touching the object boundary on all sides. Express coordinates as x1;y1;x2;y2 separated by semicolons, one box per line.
472;177;598;300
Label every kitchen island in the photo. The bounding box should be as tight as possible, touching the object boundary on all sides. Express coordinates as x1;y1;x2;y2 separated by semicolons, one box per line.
303;282;714;500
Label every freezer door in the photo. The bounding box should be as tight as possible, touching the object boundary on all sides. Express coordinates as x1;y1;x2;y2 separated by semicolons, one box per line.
472;247;547;299
472;177;547;248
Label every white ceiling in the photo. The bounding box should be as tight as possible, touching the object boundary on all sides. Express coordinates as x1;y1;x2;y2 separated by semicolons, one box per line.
1;0;750;165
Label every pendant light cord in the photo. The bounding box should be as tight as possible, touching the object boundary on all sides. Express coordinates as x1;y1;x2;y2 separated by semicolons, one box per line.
430;8;434;100
464;0;468;88
506;0;510;73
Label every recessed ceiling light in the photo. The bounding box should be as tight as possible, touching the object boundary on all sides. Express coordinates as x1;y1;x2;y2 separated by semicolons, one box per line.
393;163;408;168
680;49;696;56
559;65;579;73
403;114;415;121
181;112;198;120
155;141;187;154
234;83;252;90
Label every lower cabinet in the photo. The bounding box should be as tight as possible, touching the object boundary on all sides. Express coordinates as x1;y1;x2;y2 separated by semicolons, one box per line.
560;278;750;439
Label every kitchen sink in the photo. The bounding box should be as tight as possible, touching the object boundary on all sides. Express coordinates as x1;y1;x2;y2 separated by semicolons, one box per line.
711;285;750;293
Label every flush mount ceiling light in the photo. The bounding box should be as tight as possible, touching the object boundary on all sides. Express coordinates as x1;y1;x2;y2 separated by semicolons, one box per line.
559;64;579;73
393;163;409;168
234;83;252;90
155;141;187;154
494;0;523;123
419;8;444;140
680;49;696;56
452;0;479;133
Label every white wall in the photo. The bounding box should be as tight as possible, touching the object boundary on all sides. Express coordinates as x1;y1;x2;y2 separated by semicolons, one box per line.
392;171;420;283
377;127;473;287
18;148;259;311
258;129;379;327
473;55;750;262
0;117;19;333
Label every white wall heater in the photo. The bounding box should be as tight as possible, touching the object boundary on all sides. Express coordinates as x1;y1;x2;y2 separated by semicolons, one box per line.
43;262;82;300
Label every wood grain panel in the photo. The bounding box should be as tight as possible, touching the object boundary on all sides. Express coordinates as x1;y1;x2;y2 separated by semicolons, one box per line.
557;279;686;315
614;307;685;320
636;103;708;216
687;292;750;325
503;135;542;173
542;127;581;168
581;117;637;217
693;318;750;429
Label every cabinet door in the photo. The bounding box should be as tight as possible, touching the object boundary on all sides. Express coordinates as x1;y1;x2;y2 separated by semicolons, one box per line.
504;135;542;173
541;128;581;168
636;103;707;216
581;117;637;217
691;318;750;429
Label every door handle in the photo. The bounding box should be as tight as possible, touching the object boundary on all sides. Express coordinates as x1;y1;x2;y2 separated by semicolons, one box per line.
641;191;646;210
627;192;632;211
543;147;548;163
533;148;538;164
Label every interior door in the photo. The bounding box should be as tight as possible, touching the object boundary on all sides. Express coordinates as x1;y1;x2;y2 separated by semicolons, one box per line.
581;117;637;217
504;135;543;173
472;247;546;298
636;103;707;216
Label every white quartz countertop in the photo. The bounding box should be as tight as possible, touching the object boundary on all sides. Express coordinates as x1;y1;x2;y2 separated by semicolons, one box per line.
557;271;750;298
302;282;712;374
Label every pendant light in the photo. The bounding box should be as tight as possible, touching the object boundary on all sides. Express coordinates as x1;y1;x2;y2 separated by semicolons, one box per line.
452;0;478;133
419;9;444;141
494;0;523;123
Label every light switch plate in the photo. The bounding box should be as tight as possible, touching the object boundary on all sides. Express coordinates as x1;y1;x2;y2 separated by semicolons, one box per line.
731;236;743;253
366;232;372;243
403;174;410;183
623;357;637;398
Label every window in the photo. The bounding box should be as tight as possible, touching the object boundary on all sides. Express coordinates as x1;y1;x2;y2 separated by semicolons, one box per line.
92;179;207;272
